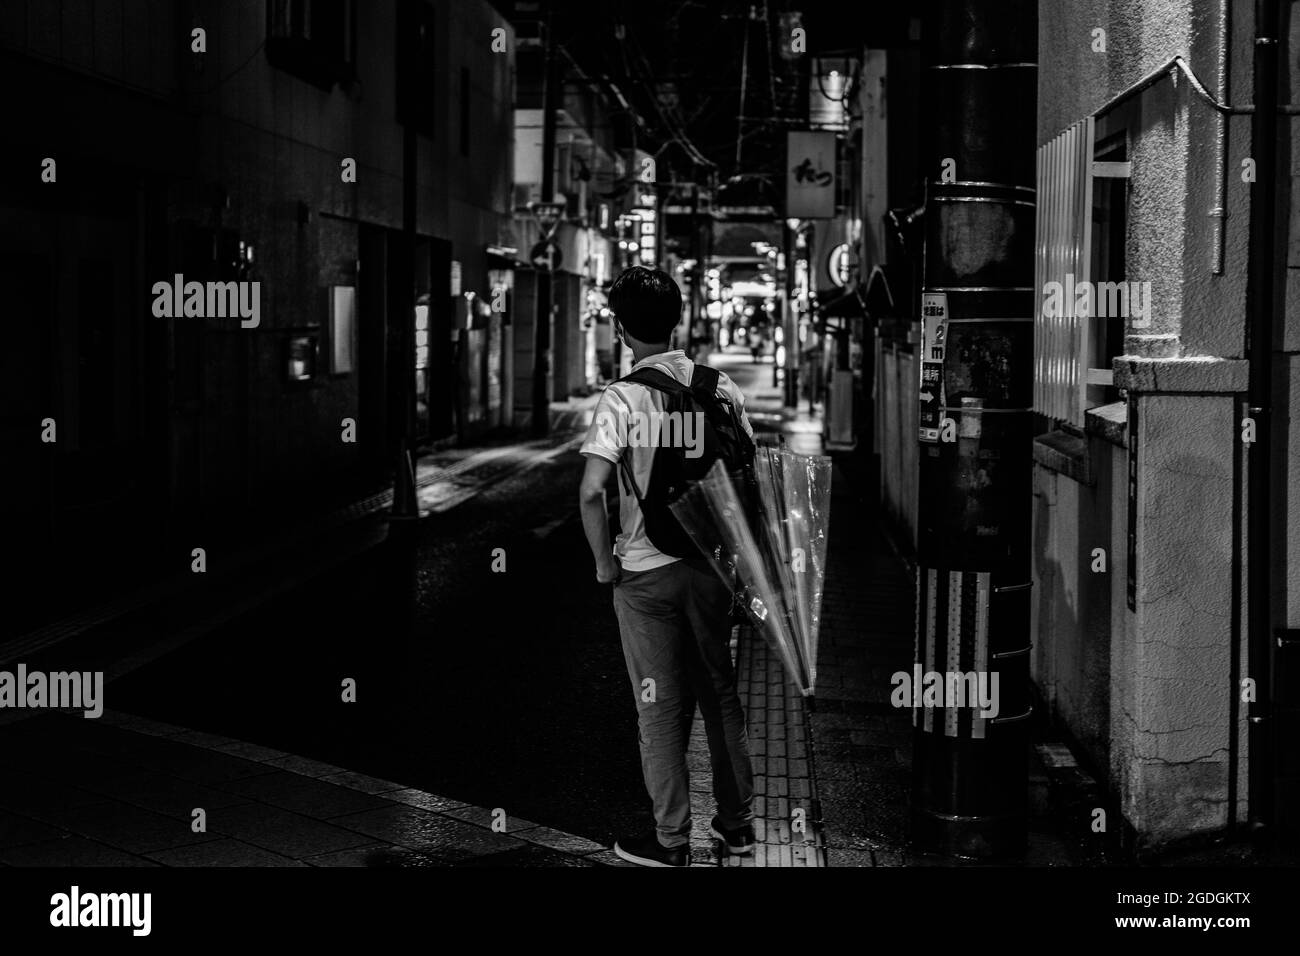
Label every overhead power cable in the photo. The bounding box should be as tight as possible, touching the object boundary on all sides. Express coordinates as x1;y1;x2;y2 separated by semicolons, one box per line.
619;29;715;168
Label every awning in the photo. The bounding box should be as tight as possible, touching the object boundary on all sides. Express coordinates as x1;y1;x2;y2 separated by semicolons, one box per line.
486;244;523;269
815;288;866;319
863;263;907;317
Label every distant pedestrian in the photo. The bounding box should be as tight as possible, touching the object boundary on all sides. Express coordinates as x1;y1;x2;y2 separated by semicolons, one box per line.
750;323;766;363
578;266;757;867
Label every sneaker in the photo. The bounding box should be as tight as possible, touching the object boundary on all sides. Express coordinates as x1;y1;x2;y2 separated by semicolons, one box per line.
710;816;755;855
613;831;689;868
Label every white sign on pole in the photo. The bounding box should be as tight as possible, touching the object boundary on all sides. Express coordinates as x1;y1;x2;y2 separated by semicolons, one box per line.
918;292;948;443
921;292;948;361
531;201;565;238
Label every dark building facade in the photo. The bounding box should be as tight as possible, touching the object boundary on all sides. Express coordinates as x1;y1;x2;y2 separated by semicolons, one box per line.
1;0;514;626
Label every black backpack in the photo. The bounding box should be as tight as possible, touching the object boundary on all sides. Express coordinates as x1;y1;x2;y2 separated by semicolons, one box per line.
616;364;757;559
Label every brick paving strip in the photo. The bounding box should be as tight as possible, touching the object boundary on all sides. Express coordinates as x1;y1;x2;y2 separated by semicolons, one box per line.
0;709;634;868
686;630;826;868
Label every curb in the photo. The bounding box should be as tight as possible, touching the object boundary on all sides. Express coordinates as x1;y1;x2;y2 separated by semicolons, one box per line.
90;709;632;867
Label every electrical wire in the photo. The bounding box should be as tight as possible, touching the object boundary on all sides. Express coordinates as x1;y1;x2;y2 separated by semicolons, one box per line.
734;10;750;173
192;38;268;95
624;24;707;162
762;0;776;116
625;33;715;168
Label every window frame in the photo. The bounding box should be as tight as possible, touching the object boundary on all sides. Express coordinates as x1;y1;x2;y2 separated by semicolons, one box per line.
265;0;358;91
1033;117;1133;429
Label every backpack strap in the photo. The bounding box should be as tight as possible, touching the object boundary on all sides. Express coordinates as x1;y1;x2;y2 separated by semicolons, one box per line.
688;363;738;431
614;364;717;502
689;364;721;397
614;367;686;503
621;366;691;396
617;451;643;503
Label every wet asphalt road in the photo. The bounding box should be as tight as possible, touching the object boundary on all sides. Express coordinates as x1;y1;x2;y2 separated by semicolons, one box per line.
105;446;653;847
62;352;783;849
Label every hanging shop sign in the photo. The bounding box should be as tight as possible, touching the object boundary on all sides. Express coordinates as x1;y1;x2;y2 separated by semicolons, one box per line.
786;131;837;219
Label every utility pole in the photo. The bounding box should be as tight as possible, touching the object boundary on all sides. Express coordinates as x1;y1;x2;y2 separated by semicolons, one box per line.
911;0;1037;859
390;19;420;520
735;9;750;172
531;4;560;438
689;184;702;359
782;221;799;407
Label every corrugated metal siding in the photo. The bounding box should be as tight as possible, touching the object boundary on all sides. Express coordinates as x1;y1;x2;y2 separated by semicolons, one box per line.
1033;117;1094;427
878;340;920;555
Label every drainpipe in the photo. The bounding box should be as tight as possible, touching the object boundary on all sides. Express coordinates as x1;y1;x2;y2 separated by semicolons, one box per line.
1210;0;1231;274
1223;0;1239;834
1246;0;1279;832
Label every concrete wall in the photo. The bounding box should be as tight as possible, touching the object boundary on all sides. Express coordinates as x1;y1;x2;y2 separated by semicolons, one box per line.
1116;389;1242;838
1030;432;1123;773
1038;0;1252;362
1033;0;1274;849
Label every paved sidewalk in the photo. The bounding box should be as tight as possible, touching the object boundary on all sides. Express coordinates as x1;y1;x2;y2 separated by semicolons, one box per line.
0;709;632;868
808;486;917;866
804;451;1106;867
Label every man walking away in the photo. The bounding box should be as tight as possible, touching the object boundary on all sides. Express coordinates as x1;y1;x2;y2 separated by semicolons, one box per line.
577;266;757;867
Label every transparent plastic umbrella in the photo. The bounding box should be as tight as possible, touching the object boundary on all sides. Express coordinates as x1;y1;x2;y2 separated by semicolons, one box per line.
670;452;832;696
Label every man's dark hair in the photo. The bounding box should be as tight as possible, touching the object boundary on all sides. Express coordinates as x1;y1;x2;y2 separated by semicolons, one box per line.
609;266;682;344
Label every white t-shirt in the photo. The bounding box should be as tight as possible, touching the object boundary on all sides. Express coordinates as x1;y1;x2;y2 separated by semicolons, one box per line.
580;350;754;572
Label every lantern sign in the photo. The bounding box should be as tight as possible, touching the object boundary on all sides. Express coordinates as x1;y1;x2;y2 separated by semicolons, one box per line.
826;242;854;287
